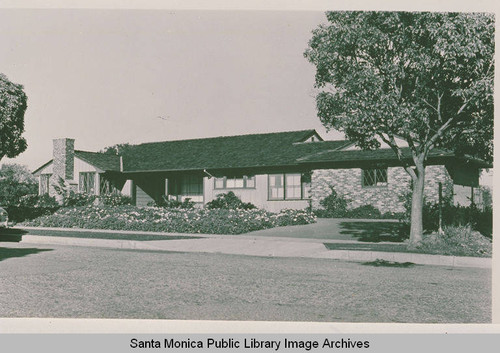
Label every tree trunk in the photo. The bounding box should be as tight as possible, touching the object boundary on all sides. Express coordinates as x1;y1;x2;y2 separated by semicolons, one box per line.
409;161;425;246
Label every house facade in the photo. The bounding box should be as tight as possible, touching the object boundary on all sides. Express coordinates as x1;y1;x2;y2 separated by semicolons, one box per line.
33;130;489;213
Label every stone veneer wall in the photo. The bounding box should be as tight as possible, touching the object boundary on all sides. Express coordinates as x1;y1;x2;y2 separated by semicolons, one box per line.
49;138;75;197
310;165;453;214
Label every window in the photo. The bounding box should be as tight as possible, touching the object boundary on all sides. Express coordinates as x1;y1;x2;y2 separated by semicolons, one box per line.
100;175;118;195
268;173;305;200
285;174;302;199
79;172;96;194
214;176;256;189
40;174;51;194
362;168;388;187
181;175;203;195
268;174;284;200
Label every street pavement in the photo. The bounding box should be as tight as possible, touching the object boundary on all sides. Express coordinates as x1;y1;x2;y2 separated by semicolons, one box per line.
0;242;492;323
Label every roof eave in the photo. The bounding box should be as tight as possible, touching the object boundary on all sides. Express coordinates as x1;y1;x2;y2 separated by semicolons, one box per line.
32;160;53;175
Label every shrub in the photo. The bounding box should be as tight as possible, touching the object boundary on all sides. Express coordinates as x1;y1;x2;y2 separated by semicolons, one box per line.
272;209;317;226
23;205;316;234
398;188;492;237
99;193;132;206
205;191;256;210
316;187;400;219
0;164;38;207
318;186;348;217
416;225;492;257
17;193;59;208
6;194;60;222
62;192;97;207
150;196;195;209
344;205;381;219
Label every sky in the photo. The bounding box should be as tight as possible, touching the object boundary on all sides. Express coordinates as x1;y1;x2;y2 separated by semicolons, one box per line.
0;9;346;171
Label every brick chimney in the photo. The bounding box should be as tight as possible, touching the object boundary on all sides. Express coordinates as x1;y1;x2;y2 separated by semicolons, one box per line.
52;138;75;181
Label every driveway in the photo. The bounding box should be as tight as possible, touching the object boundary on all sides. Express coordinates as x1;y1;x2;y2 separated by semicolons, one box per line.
249;218;405;242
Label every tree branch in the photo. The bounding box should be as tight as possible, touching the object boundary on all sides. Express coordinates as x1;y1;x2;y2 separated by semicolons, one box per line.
420;98;438;112
378;133;415;176
424;116;456;155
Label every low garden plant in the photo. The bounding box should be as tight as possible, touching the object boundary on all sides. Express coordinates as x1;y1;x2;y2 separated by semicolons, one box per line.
315;187;400;219
206;191;257;210
149;196;195;209
6;194;60;222
23;205;316;235
416;225;492;257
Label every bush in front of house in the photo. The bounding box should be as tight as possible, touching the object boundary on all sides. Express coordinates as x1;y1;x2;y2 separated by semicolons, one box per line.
315;187;401;219
149;196;196;209
6;193;60;222
416;225;492;257
62;192;97;207
272;208;317;226
422;203;492;238
317;186;348;217
23;205;316;234
99;193;133;206
398;190;493;237
205;191;257;210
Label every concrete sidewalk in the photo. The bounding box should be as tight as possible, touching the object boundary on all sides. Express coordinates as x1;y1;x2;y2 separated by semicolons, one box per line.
13;229;492;269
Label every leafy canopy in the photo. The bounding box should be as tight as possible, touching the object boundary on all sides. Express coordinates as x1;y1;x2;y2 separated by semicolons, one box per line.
101;143;133;156
0;74;28;162
0;164;38;206
304;12;494;162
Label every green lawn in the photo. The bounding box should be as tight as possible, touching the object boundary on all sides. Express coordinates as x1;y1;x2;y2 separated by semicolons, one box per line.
323;241;492;258
0;228;203;241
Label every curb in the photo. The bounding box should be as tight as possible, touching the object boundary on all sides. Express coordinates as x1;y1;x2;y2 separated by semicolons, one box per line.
16;234;492;269
18;226;209;238
312;249;491;269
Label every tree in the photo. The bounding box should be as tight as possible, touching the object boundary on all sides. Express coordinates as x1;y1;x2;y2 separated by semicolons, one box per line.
0;74;28;162
304;12;494;245
0;164;38;206
101;143;133;156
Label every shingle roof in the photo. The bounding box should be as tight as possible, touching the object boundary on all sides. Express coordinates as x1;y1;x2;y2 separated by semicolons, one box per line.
34;130;487;175
121;130;350;172
75;150;121;172
297;147;455;163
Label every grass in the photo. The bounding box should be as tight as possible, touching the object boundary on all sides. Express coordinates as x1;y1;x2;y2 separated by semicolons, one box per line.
1;228;204;241
324;237;492;258
338;220;407;242
324;242;412;253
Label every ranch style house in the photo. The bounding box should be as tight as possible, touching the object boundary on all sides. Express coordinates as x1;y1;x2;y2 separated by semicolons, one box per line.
33;130;489;213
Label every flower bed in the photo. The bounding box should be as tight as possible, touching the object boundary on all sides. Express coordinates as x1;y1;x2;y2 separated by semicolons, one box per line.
416;225;492;257
23;205;316;234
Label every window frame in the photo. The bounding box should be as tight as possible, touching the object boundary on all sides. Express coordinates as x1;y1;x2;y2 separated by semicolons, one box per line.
79;172;97;194
180;175;203;196
268;173;306;201
40;174;52;195
362;168;388;188
213;175;256;190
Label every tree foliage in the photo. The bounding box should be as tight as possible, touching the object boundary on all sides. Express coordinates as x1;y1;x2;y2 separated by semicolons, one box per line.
0;74;28;162
101;143;133;156
304;12;494;243
304;11;494;162
0;164;38;206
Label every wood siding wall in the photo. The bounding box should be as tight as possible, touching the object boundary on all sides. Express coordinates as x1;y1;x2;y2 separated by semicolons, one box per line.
36;157;100;195
204;174;309;212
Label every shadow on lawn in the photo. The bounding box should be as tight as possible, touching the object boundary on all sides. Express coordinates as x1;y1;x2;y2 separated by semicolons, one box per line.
339;221;407;243
0;228;28;242
0;247;53;262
